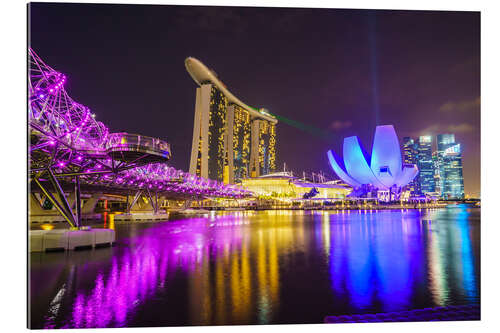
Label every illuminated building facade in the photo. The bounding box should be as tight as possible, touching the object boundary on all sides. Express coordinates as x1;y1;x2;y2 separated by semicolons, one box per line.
416;136;435;194
207;86;228;181
327;125;419;200
433;151;443;195
250;119;276;177
436;134;464;199
241;172;351;200
232;104;251;180
402;134;464;199
186;57;277;183
402;137;421;195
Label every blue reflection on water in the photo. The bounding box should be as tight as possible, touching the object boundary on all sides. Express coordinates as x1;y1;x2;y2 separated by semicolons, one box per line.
327;207;479;313
329;210;421;311
434;205;478;299
456;206;477;298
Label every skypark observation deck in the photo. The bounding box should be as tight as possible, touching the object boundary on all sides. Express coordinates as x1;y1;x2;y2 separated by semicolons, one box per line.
185;57;277;124
29;48;251;228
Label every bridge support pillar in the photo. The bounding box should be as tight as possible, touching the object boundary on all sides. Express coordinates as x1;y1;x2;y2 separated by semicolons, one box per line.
126;190;157;213
74;175;82;228
144;189;159;214
127;190;142;213
81;193;101;215
33;168;77;228
29;193;47;215
182;200;192;209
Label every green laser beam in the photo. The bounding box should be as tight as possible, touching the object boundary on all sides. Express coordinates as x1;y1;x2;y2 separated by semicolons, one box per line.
269;112;335;142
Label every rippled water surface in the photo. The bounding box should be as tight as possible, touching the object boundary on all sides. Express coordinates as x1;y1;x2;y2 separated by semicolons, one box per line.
29;205;480;328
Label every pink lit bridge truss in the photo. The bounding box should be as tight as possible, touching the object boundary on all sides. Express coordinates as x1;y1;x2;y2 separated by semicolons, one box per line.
29;48;251;228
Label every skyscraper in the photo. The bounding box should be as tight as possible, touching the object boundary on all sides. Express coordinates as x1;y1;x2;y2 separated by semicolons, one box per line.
250;117;276;177
402;137;421;195
232;104;252;180
185;57;277;184
436;134;464;199
417;136;435;194
432;150;444;195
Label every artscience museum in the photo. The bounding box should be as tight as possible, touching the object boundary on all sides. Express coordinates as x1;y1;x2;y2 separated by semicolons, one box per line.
327;125;419;200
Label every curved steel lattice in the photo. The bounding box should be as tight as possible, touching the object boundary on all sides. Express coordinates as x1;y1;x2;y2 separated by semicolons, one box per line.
29;48;250;227
29;50;108;153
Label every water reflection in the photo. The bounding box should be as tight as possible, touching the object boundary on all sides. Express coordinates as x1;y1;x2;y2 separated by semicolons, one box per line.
426;207;479;303
30;206;480;328
328;210;422;311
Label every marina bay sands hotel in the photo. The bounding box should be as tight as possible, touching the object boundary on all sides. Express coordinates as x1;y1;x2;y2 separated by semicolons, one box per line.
185;57;277;184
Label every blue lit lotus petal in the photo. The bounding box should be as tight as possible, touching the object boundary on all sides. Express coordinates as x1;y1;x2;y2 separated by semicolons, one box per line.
343;136;386;189
370;125;402;188
395;165;419;187
327;125;418;191
327;150;362;188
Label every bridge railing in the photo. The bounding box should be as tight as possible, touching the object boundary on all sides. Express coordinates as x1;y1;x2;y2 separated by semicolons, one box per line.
106;132;171;157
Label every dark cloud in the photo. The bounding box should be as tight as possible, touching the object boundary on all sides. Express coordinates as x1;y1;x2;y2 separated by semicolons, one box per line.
329;120;352;130
411;123;475;137
439;97;480;113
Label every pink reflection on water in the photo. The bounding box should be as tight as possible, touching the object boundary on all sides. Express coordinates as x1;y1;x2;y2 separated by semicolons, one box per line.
67;215;245;328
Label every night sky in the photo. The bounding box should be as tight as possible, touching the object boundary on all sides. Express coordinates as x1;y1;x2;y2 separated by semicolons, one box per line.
28;3;480;197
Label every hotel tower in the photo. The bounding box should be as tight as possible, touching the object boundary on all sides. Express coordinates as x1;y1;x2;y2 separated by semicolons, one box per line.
185;57;277;184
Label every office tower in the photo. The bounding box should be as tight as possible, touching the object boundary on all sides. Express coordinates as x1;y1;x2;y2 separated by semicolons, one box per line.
433;151;444;195
417;136;435;194
402;137;421;195
436;134;465;199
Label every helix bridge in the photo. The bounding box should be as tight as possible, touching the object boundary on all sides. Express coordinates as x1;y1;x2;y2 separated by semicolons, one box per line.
29;48;251;228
